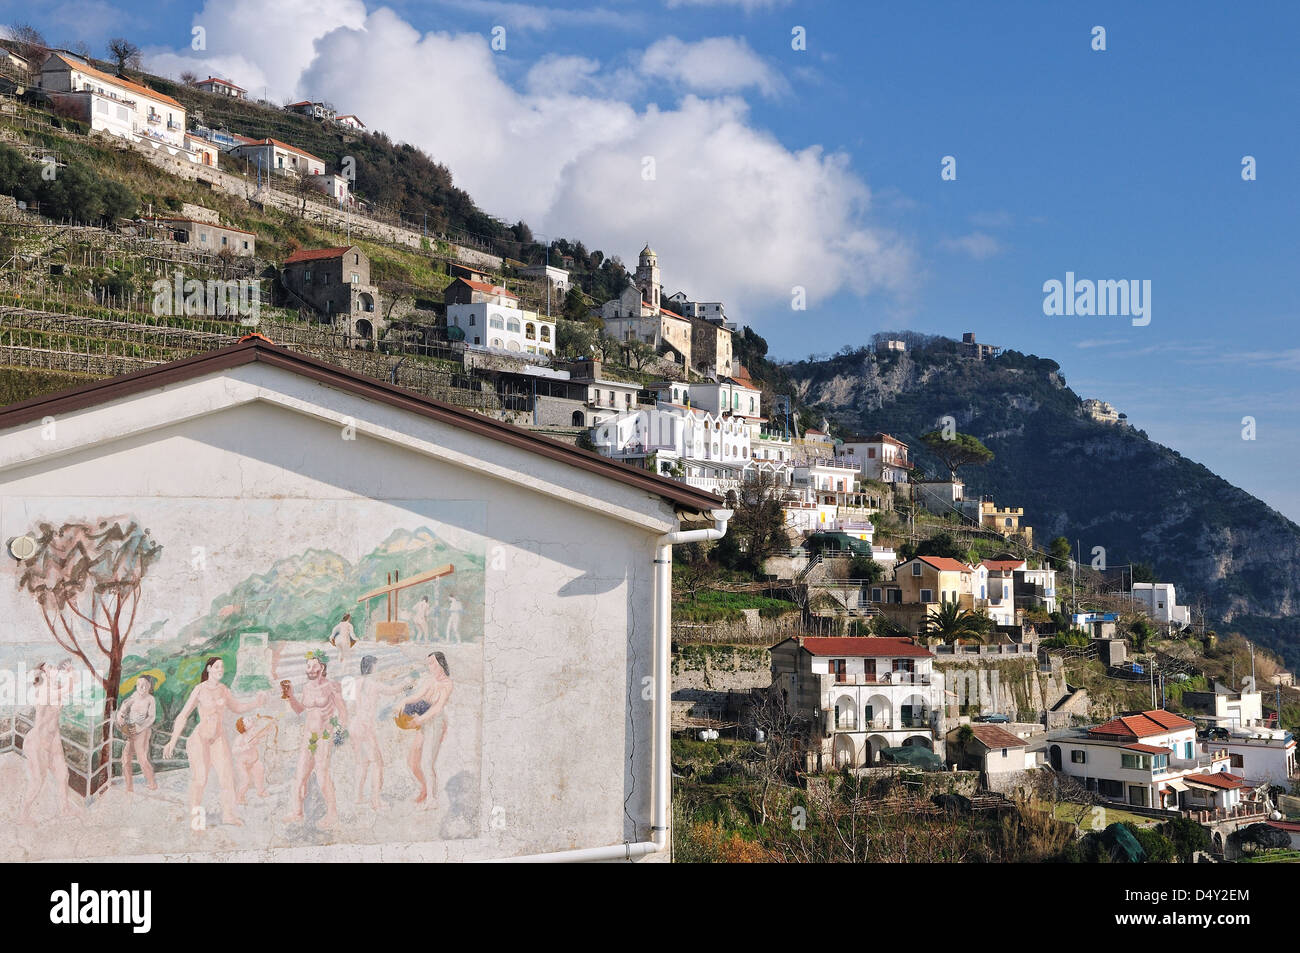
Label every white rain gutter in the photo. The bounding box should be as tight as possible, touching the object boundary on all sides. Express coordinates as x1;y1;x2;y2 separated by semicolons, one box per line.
495;507;732;864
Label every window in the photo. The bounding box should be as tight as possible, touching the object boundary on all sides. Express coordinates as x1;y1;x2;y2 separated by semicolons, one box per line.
222;236;228;246
870;587;882;603
1001;749;1008;758
1128;786;1149;807
351;273;360;284
832;659;847;683
1230;754;1244;768
489;316;504;330
1121;753;1151;771
469;315;476;326
920;589;933;602
1098;779;1123;798
912;562;922;576
354;254;359;265
304;269;313;284
1071;750;1086;764
1184;742;1193;759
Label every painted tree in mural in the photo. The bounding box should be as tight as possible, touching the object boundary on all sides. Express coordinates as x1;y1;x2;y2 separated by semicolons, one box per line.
16;517;163;717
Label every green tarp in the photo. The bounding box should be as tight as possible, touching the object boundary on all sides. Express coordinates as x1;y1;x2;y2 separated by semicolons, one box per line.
880;745;943;770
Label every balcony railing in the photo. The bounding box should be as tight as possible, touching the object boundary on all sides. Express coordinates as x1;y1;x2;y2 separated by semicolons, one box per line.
830;673;931;686
146;113;161;124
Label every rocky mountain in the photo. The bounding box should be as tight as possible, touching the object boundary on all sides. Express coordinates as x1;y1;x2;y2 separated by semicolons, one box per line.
783;337;1300;669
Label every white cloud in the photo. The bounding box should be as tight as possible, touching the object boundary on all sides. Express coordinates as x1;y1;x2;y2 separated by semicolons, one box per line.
423;0;643;32
144;0;913;320
939;232;1003;260
143;0;367;102
640;36;786;98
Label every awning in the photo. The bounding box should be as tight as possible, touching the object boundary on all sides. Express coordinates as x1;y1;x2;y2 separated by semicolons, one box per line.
1163;778;1189;793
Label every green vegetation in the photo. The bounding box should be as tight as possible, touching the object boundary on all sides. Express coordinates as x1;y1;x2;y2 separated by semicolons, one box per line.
0;142;137;224
674;589;797;624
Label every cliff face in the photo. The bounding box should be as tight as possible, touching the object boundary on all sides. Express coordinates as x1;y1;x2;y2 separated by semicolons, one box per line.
784;340;1300;668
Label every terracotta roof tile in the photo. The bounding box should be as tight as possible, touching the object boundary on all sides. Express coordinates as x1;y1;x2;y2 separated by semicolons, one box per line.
1183;772;1244;790
915;556;972;573
1089;710;1195;739
968;724;1027;749
799;637;933;659
284;246;353;264
47;53;184;110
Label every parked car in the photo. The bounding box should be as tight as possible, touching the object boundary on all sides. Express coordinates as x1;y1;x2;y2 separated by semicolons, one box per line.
973;713;1010;723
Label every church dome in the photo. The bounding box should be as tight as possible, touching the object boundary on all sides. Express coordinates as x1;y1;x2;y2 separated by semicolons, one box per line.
639;243;657;261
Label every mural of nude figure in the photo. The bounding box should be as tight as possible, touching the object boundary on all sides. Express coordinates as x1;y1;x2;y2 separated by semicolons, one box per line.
18;660;83;825
282;651;349;828
353;655;406;811
396;652;454;809
162;658;268;828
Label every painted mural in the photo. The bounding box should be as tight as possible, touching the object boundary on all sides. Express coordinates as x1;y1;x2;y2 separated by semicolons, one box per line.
0;498;485;860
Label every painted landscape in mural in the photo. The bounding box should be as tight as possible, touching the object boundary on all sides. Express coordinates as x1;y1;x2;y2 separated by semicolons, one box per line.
0;498;485;860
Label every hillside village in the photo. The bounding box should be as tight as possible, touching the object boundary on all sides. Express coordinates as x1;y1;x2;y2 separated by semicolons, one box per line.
0;35;1297;864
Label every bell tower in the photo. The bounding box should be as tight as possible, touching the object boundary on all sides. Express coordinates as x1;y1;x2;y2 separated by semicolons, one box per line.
635;243;660;311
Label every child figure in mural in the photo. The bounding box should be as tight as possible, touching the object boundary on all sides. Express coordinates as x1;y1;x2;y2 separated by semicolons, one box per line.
19;660;82;824
395;652;454;809
115;674;158;793
444;595;463;644
409;595;431;643
353;655;407;810
233;715;276;804
162;657;269;828
281;650;349;828
330;612;358;667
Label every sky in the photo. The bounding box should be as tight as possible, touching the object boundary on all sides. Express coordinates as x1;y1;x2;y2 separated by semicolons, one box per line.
5;0;1298;520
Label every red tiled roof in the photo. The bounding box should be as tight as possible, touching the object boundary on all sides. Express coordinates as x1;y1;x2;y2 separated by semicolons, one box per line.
286;100;313;107
968;724;1027;750
234;137;323;162
284;246;353;264
456;278;517;300
981;560;1027;572
198;76;246;92
46;53;185;109
799;637;933;659
1089;710;1196;740
916;556;972;574
1183;772;1244;790
1123;743;1173;755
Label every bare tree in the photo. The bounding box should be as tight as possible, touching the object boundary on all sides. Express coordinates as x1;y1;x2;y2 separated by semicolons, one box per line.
748;685;804;826
6;23;48;66
179;70;198;85
106;37;142;75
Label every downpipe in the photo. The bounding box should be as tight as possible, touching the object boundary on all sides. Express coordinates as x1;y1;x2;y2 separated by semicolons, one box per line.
495;508;732;863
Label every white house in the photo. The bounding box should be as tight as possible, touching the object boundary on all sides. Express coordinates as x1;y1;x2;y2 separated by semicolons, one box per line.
1047;710;1234;810
520;264;570;295
228;136;326;178
1211;727;1296;788
194;76;246;99
447;301;556;356
837;433;913;484
308;172;353;206
336;114;366;130
39;53;186;149
771;636;947;770
1130;582;1191;626
1014;564;1058;613
0;336;729;862
589;405;753;490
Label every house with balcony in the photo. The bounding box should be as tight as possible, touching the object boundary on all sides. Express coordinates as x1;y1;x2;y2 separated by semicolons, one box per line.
1208;726;1296;788
557;360;643;427
588;404;752;489
838;432;913;484
1014;564;1058;613
1047;710;1234;811
867;556;976;635
977;559;1024;626
286;100;336;120
770;636;946;770
1183;687;1264;730
448;299;555;357
39;53;186;149
228;136;325;178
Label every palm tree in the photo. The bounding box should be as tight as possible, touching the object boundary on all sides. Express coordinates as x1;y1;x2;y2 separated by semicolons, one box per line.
923;601;994;645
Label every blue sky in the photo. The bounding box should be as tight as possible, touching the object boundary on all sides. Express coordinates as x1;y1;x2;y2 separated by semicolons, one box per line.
8;0;1299;520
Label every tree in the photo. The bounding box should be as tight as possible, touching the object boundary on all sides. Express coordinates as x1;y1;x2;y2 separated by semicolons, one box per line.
919;430;994;480
915;532;969;563
725;471;792;574
17;518;163;736
923;601;994;645
106;37;142;75
1157;817;1211;862
179;70;198;85
1129;617;1155;654
5;23;48;68
561;285;590;323
1049;536;1073;572
1131;562;1155;584
620;338;656;372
